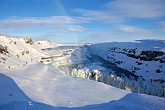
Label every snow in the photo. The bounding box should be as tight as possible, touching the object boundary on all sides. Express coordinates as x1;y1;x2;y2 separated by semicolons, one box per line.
48;42;165;97
89;40;165;80
1;63;165;110
84;41;165;97
0;36;165;110
1;63;129;107
0;36;55;69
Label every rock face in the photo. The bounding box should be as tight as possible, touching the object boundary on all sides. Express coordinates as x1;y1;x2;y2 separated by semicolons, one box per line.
24;38;33;45
0;45;9;54
127;50;165;62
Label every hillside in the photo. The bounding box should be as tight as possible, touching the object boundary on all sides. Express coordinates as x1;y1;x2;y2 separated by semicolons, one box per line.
87;40;165;96
89;40;165;79
0;36;165;110
0;36;55;69
45;40;165;97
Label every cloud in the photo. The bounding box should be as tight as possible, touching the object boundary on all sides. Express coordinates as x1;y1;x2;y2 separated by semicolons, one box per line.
74;9;124;23
105;0;165;18
1;0;164;42
74;0;165;23
114;24;151;33
87;29;163;43
0;16;88;32
73;0;165;41
114;24;157;39
54;0;68;16
66;25;86;32
157;21;165;30
87;31;137;43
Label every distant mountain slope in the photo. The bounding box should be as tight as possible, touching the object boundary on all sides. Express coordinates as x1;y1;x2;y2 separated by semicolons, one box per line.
89;40;165;80
86;40;165;97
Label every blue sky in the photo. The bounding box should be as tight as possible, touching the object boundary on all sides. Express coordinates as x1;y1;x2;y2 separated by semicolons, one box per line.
0;0;165;43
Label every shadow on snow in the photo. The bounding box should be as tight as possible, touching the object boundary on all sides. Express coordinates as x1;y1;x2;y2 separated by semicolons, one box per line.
0;73;164;110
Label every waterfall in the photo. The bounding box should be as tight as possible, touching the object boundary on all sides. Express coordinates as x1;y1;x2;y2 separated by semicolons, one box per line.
64;67;165;97
47;45;165;98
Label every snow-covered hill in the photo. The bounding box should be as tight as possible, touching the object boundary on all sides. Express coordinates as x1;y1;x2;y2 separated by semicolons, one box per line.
0;36;55;69
47;40;165;97
87;40;165;96
0;36;165;110
89;40;165;80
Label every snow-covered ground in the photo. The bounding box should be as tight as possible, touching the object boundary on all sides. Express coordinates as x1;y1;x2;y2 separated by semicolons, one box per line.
47;40;165;97
89;40;165;80
0;36;55;69
86;40;165;96
0;36;165;110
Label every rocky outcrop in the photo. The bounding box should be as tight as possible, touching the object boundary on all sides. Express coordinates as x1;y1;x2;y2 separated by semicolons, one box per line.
0;45;9;54
24;38;33;45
